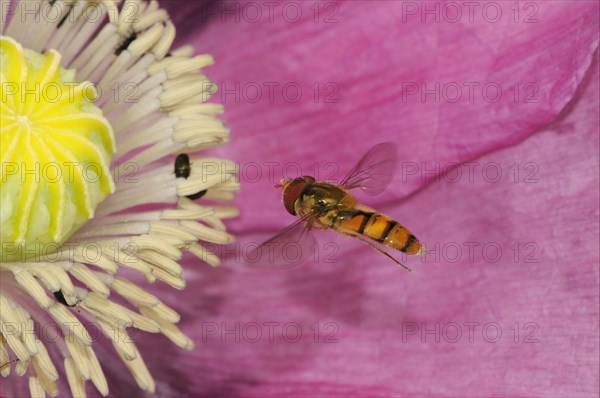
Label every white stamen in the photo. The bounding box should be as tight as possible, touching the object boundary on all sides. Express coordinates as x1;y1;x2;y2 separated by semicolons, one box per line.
68;264;110;297
82;293;133;326
86;345;109;396
65;340;91;380
181;220;235;244
64;357;86;398
13;269;52;309
149;267;186;290
28;376;45;398
189;243;221;267
141;301;180;324
32;359;58;396
116;344;155;393
48;304;91;347
0;320;30;363
0;335;9;377
13;309;37;358
32;341;58;382
99;321;136;361
110;277;159;307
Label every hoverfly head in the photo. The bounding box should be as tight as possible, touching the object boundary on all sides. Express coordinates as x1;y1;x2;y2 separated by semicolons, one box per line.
280;176;315;215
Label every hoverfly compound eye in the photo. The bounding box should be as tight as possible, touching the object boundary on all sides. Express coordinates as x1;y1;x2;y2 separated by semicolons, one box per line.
282;177;310;215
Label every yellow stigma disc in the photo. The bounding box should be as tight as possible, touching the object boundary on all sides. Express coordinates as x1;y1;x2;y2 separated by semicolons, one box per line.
0;36;115;261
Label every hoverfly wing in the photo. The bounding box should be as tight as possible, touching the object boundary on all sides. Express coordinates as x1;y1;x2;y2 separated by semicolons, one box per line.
339;142;397;195
246;214;318;268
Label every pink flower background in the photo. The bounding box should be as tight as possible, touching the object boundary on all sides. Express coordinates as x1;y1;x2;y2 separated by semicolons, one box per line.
141;1;599;397
6;1;597;397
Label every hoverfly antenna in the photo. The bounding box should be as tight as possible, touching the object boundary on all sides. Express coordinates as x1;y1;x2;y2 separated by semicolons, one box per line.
275;178;286;189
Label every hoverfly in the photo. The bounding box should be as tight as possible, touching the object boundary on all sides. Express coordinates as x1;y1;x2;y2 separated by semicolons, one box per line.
250;142;423;271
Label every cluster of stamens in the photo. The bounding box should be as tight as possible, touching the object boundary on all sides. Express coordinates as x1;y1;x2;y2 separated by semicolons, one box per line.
0;1;238;396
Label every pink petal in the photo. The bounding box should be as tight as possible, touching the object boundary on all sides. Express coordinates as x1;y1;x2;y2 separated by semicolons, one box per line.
169;55;598;398
167;1;599;234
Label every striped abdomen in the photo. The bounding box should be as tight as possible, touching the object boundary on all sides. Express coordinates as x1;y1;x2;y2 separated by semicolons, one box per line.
334;209;421;255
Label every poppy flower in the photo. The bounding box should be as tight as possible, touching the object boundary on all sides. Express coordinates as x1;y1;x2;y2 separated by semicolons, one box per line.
3;1;599;397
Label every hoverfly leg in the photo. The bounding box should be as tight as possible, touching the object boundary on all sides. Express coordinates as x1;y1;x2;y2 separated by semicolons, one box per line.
340;232;413;272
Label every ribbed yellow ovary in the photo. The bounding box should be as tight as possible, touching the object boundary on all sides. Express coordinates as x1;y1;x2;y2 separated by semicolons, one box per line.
0;36;115;261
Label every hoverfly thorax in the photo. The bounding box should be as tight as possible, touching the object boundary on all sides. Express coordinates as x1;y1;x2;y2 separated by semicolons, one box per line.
279;176;315;215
